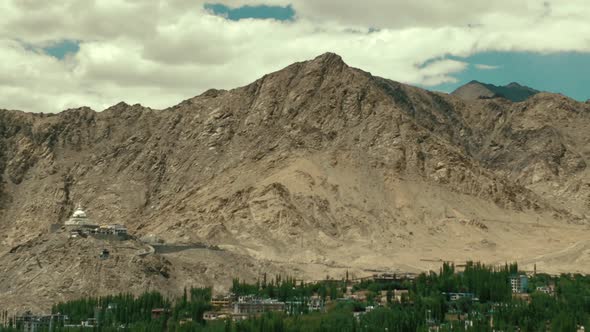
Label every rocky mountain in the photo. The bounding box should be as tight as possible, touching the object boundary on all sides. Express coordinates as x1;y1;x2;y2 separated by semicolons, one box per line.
1;53;589;311
452;80;540;102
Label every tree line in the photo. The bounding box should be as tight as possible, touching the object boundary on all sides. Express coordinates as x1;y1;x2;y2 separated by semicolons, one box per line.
2;262;589;331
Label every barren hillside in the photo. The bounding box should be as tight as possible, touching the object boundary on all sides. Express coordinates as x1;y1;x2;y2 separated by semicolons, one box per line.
1;53;589;311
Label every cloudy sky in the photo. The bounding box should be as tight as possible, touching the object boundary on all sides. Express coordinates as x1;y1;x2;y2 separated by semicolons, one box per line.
1;0;589;113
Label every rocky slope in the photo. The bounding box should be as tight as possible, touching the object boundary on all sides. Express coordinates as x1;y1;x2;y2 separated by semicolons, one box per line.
0;229;284;313
1;53;589;311
452;80;539;102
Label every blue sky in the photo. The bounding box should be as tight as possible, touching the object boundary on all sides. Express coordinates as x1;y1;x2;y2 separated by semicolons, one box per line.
204;3;295;21
199;4;590;101
3;1;590;112
44;34;590;102
194;4;590;101
198;3;590;101
429;52;590;101
43;40;80;59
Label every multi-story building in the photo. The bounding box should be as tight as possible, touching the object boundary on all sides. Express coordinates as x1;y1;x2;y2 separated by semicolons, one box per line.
211;297;232;311
510;275;528;293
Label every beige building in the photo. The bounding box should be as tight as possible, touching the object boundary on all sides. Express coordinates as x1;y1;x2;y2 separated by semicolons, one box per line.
233;300;285;315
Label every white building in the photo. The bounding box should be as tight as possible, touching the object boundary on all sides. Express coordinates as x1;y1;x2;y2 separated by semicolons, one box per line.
65;204;129;239
65;205;98;229
96;224;128;236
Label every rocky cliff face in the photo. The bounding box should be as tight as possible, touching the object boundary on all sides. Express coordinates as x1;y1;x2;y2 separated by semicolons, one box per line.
1;53;589;310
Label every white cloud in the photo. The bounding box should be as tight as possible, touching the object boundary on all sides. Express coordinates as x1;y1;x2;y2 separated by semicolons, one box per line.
418;59;469;86
0;0;589;112
474;64;501;70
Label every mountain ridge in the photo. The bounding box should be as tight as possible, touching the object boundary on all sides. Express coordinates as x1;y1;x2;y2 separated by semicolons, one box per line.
1;52;589;311
451;80;540;102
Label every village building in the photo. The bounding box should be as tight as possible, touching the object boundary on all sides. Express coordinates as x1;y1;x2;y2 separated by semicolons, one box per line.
394;289;410;303
372;273;397;283
444;292;478;302
81;318;97;327
231;313;250;321
378;290;388;304
308;296;325;311
211;296;232;311
65;205;129;239
151;308;169;319
444;310;468;322
95;224;128;236
510;275;529;294
203;312;228;321
376;289;409;304
15;312;69;332
233;298;285;315
370;273;417;283
346;290;369;302
536;285;555;296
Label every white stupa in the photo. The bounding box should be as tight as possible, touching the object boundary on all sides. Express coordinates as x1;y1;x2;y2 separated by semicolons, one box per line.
65;204;98;229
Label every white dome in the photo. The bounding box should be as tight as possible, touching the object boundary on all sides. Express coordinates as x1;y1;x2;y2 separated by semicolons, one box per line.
65;205;96;227
72;208;87;218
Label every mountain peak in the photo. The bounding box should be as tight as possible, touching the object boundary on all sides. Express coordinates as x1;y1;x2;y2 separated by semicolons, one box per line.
506;82;522;88
309;52;346;68
314;52;343;62
452;81;539;102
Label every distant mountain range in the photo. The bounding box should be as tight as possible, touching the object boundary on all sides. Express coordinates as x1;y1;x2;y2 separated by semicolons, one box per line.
451;80;540;102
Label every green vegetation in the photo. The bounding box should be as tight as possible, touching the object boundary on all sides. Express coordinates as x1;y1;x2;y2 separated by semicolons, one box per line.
231;274;341;302
2;262;590;331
